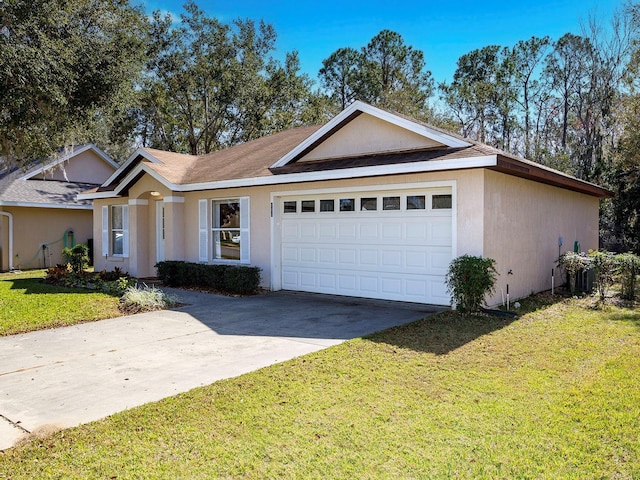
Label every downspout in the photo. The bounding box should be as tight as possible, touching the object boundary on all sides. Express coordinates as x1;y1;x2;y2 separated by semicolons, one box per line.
0;211;14;270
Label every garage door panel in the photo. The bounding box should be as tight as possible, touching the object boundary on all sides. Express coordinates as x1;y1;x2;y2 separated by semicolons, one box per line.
280;189;452;305
319;224;337;239
339;223;357;239
359;223;379;240
283;244;449;274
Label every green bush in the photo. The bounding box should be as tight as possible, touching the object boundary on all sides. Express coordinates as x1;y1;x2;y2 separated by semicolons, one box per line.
155;261;261;295
119;285;178;314
589;250;615;302
445;255;498;313
558;251;590;294
62;244;90;274
615;252;640;301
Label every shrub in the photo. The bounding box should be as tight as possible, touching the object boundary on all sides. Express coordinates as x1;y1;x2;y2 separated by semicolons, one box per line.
615;252;640;301
445;255;498;314
155;261;261;295
119;285;178;314
45;264;71;283
589;250;615;302
99;266;129;282
62;244;90;274
558;251;590;294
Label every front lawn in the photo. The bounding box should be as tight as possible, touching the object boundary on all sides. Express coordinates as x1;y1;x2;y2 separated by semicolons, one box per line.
0;270;122;336
1;295;638;478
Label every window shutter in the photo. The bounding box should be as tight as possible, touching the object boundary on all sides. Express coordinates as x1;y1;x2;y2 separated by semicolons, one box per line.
198;199;208;262
101;206;109;257
240;197;250;262
122;205;129;258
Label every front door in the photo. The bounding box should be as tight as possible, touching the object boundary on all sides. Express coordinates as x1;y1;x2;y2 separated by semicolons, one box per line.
156;201;165;263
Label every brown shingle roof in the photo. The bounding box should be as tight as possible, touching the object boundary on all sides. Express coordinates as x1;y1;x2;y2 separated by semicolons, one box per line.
100;106;610;199
124;126;322;188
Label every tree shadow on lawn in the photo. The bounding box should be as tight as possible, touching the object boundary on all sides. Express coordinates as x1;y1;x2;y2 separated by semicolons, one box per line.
6;278;109;295
366;291;570;355
607;309;640;327
366;312;519;355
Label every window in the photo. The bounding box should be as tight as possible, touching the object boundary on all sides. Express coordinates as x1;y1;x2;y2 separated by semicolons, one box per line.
407;195;426;210
283;201;297;213
301;200;315;213
320;199;334;212
383;196;400;210
361;197;377;211
339;198;355;211
210;198;249;262
102;205;129;257
432;194;452;209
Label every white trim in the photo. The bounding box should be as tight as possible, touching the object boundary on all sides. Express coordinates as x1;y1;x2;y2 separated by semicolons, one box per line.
270;101;472;168
112;163;176;196
0;201;92;210
101;205;109;257
77;190;120;200
269;180;457;293
156;200;165;263
198;199;209;262
0;211;15;270
79;154;497;200
19;144;119;180
128;199;149;206
100;148;163;187
164;196;185;203
181;156;495;192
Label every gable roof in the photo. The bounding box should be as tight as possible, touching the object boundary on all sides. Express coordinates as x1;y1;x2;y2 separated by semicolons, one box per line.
81;103;613;200
0;144;118;209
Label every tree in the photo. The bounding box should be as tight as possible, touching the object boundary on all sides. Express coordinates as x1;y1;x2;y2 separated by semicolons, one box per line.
319;30;434;118
511;36;551;158
440;45;517;148
0;0;148;166
140;2;323;155
319;47;361;110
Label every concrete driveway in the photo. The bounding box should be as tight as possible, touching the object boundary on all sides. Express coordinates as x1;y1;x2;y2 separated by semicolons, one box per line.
0;289;441;450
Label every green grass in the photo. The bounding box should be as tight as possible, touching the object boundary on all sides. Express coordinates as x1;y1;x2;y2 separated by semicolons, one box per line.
1;296;639;478
0;270;122;336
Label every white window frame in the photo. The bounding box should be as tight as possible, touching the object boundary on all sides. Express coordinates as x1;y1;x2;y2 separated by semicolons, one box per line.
102;204;129;258
199;197;250;264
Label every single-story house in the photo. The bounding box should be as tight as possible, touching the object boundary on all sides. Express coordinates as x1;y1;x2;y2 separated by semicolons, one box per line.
0;144;118;270
79;102;611;306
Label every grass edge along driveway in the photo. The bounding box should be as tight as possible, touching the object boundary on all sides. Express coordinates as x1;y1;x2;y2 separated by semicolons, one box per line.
1;295;638;478
0;270;121;336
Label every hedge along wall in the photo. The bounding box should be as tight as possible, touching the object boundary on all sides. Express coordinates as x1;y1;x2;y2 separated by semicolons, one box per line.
155;261;261;295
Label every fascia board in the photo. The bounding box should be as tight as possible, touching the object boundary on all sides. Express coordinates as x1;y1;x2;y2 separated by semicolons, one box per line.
112;163;178;195
101;148;162;187
77;190;121;200
178;155;498;192
0;200;92;210
270;101;471;169
270;102;365;168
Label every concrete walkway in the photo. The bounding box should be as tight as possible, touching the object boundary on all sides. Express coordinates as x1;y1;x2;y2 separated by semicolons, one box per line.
0;289;441;450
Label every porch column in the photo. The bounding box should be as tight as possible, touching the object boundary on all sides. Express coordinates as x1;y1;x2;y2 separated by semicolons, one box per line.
128;199;149;277
163;196;185;261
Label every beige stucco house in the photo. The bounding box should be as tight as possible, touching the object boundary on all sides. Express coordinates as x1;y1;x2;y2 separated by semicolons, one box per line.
0;145;118;270
79;102;611;306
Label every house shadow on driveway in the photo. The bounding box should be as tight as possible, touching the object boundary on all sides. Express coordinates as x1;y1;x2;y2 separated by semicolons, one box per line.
167;287;517;355
364;311;519;356
166;288;445;342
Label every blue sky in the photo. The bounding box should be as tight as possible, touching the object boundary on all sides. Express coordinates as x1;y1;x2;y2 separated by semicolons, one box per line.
139;0;622;85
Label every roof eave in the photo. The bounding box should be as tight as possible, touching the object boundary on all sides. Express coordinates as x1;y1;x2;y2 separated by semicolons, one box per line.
490;155;614;198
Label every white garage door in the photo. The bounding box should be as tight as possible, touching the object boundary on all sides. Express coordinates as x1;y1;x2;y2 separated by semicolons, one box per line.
279;188;453;305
